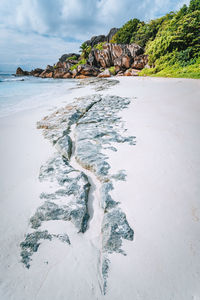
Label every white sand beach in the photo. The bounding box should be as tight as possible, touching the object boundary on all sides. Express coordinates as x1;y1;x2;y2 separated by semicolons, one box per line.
0;77;200;300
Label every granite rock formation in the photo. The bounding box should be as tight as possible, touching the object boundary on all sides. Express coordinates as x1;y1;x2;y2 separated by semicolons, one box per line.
88;43;147;70
85;28;119;47
16;42;148;79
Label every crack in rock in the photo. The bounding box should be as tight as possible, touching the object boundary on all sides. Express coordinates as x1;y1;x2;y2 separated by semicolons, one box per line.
20;93;135;295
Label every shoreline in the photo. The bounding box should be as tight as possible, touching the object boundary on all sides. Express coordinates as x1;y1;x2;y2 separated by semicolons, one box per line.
0;77;200;299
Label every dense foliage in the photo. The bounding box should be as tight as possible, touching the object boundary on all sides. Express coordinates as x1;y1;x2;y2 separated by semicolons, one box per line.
111;0;200;78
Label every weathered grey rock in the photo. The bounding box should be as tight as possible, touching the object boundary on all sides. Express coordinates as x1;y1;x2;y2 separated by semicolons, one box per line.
20;231;52;268
106;28;119;42
20;230;70;268
76;77;119;92
102;257;110;295
84;28;119;47
55;135;72;160
102;209;134;254
59;53;80;62
85;35;106;47
75;95;135;180
26;92;135;293
30;153;91;233
111;170;127;181
101;182;118;211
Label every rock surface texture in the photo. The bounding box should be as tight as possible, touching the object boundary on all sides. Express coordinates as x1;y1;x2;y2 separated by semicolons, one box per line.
89;43;147;70
20;81;135;294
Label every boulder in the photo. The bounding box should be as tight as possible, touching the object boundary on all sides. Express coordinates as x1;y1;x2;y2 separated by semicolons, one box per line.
84;28;119;47
45;72;53;78
39;70;47;78
53;69;66;78
55;61;64;69
77;64;99;77
97;69;111;78
124;69;132;76
131;55;148;70
71;69;78;78
76;75;90;79
45;65;54;71
40;69;54;78
30;68;44;76
59;53;80;63
16;67;30;76
33;73;40;77
63;72;72;79
37;65;54;78
131;69;140;76
106;28;119;42
127;44;144;57
116;71;124;76
85;35;106;47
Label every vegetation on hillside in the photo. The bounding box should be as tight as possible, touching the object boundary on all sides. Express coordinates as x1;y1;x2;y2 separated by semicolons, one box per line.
111;0;200;78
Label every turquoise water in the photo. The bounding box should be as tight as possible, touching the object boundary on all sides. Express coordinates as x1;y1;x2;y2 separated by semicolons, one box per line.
0;72;76;118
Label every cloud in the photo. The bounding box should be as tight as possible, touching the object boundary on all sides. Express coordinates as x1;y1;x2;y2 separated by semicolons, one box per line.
0;0;190;69
0;26;80;70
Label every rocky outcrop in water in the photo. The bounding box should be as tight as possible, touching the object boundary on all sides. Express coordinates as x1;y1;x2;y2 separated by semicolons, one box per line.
16;67;30;76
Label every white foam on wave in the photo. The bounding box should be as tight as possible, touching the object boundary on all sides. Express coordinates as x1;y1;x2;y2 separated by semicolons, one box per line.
0;76;77;118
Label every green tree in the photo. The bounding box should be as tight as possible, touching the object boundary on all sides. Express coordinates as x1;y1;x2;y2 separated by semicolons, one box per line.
114;18;140;44
79;42;91;59
188;0;200;12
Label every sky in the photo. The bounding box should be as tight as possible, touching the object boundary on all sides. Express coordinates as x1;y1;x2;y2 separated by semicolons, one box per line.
0;0;190;71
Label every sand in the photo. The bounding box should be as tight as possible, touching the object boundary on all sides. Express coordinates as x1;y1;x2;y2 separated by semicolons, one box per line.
0;77;200;300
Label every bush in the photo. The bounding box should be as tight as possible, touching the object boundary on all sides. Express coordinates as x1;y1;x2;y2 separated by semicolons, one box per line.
66;55;77;61
70;59;87;71
109;66;116;75
94;42;106;50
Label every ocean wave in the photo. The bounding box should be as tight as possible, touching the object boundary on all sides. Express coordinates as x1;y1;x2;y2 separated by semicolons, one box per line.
0;77;25;82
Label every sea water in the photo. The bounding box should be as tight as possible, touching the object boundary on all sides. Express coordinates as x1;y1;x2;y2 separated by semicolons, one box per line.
0;71;77;118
